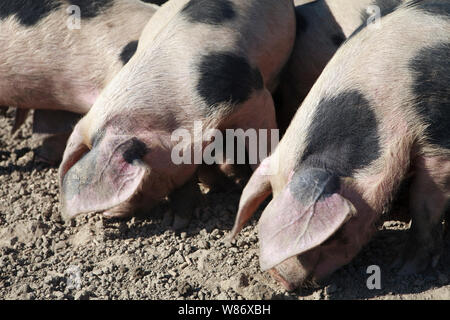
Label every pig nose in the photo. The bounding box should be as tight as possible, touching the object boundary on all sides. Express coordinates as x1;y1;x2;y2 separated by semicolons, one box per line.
268;256;310;291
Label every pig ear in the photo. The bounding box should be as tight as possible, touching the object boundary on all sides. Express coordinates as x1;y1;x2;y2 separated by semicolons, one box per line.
59;127;149;220
258;170;356;271
229;158;273;239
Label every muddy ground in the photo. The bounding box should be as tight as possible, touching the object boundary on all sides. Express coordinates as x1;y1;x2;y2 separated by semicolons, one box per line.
0;109;448;300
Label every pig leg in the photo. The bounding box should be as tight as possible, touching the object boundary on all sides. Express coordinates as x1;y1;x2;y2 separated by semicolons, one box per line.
396;155;450;275
34;133;72;165
169;176;203;231
11;109;30;135
0;106;7;116
33;110;81;165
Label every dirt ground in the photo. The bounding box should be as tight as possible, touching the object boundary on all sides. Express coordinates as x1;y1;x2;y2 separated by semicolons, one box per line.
0;109;448;300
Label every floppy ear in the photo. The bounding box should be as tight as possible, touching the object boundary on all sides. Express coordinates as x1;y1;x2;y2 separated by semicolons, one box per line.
59;125;149;220
229;158;273;239
258;169;356;271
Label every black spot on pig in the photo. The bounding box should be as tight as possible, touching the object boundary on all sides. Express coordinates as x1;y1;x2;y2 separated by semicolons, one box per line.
410;42;450;150
120;40;139;65
295;10;308;33
0;0;61;26
301;90;381;177
197;52;263;111
122;138;148;164
141;0;167;5
290;168;340;204
407;0;450;17
68;0;113;19
331;33;346;47
182;0;236;25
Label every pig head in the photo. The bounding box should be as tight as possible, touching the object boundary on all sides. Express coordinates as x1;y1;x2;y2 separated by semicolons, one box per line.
59;114;197;218
58;0;296;220
231;0;450;290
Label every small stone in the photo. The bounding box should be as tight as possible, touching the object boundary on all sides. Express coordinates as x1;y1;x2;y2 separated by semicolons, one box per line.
92;269;103;276
54;241;66;251
177;281;193;297
44;275;54;285
66;219;76;228
211;229;219;237
74;290;90;300
175;252;185;264
53;291;65;299
9;236;18;246
168;270;178;278
236;273;249;288
183;244;192;254
19;284;32;294
312;291;322;300
216;292;229;300
198;240;209;249
180;262;188;270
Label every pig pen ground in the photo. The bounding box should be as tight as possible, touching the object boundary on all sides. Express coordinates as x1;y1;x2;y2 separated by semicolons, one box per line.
0;109;448;301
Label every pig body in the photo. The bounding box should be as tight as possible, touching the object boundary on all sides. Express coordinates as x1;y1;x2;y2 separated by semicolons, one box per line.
59;0;296;220
231;0;450;290
0;0;159;162
275;0;405;132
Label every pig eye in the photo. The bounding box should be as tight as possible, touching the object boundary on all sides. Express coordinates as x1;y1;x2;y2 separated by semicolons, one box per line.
122;138;148;164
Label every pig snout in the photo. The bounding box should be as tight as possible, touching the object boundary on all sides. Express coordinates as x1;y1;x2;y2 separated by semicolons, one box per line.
268;250;320;291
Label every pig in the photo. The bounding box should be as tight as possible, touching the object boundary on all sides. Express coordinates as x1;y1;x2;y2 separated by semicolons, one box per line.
230;0;450;290
58;0;296;225
275;0;405;132
0;0;161;163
